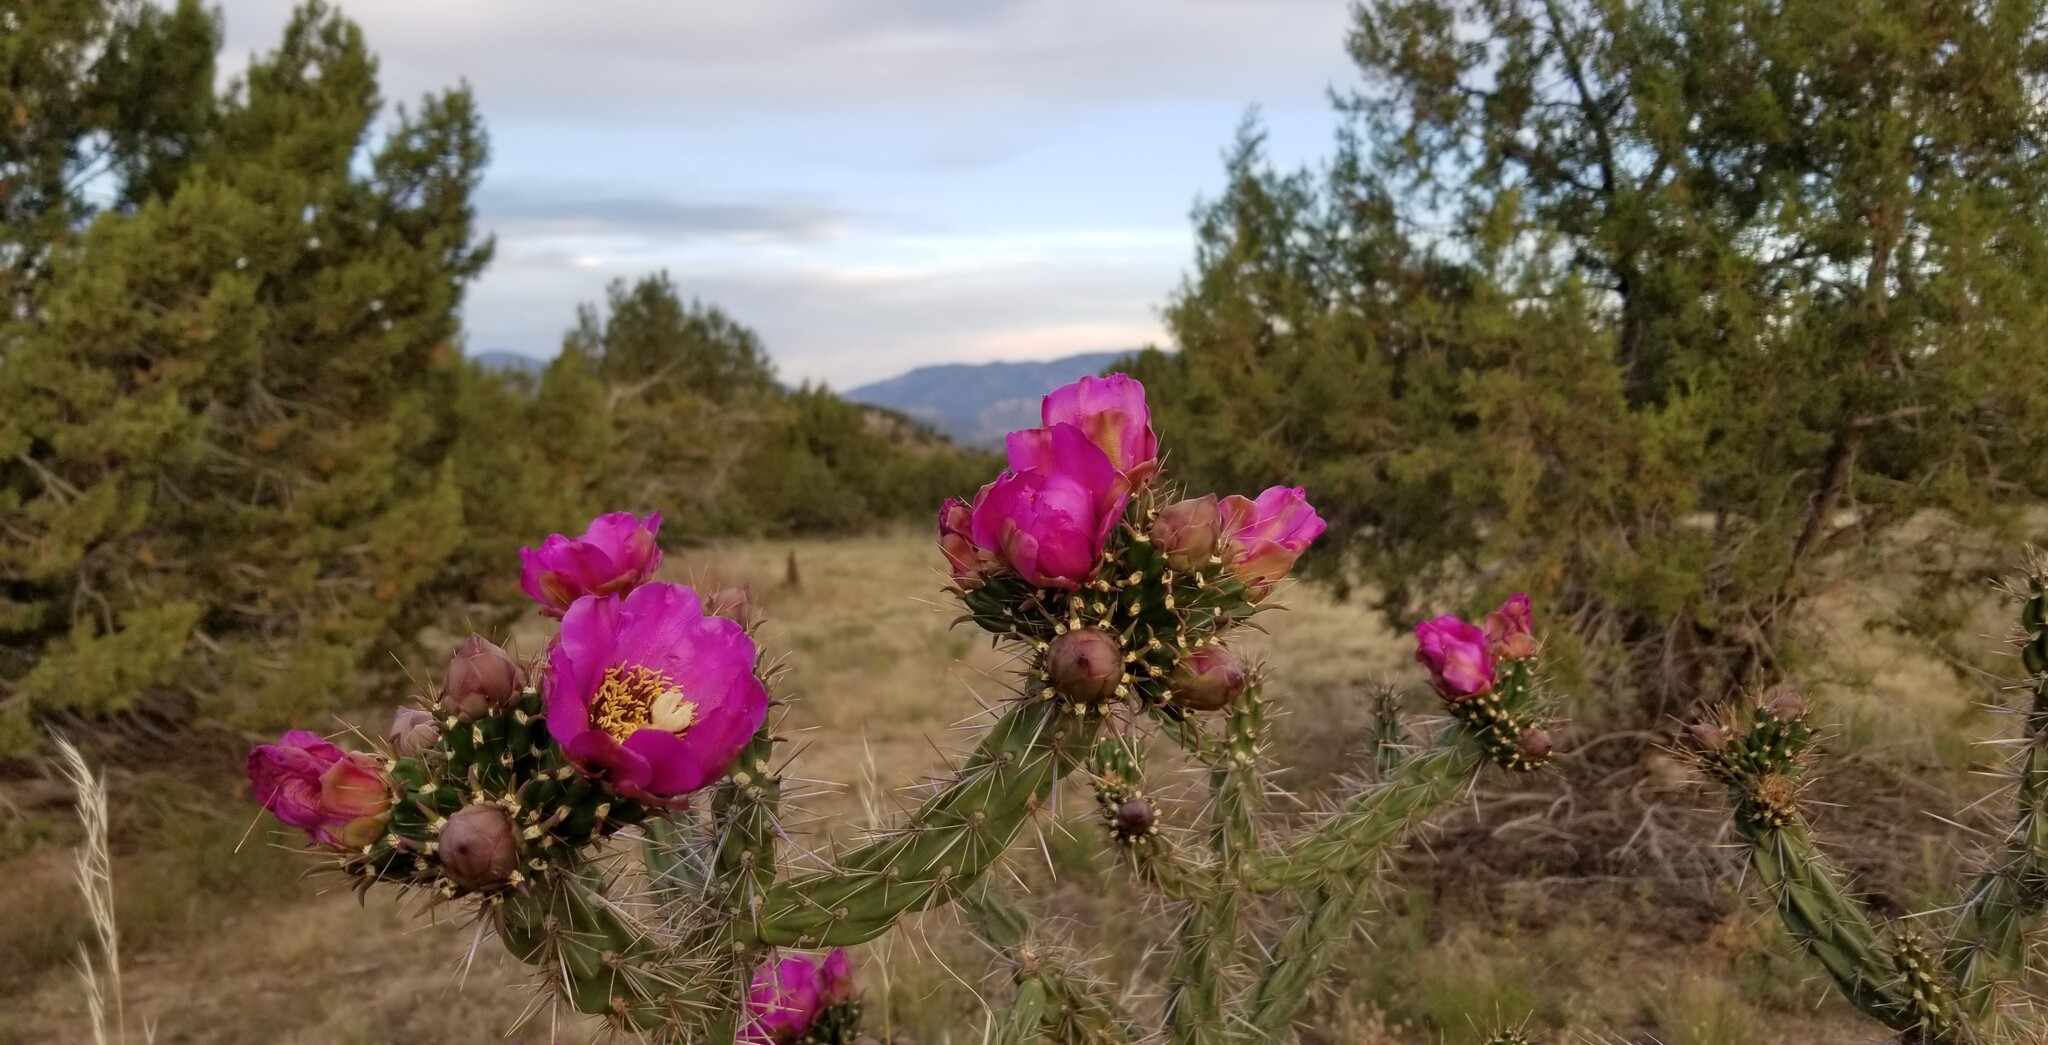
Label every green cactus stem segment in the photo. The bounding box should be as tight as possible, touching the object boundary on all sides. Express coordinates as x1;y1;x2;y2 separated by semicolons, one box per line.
1252;735;1480;893
1944;571;2048;1019
743;697;1098;947
963;885;1136;1045
1741;819;1965;1039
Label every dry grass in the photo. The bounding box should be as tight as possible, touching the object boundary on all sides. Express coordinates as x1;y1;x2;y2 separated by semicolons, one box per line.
0;527;2006;1043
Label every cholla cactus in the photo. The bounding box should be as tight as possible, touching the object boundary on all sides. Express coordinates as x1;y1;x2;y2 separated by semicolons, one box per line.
246;375;1564;1042
1686;551;2048;1044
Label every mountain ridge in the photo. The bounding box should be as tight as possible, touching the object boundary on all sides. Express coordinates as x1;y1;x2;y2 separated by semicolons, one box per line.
846;350;1135;448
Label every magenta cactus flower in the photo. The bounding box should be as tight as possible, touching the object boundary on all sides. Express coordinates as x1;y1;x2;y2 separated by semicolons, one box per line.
1414;615;1497;700
518;511;664;618
741;949;855;1044
972;424;1128;590
1485;592;1541;661
1217;486;1327;592
247;731;392;848
1035;373;1158;483
544;582;769;801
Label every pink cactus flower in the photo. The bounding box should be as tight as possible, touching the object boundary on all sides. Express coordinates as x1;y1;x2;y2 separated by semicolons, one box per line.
971;424;1129;590
1414;615;1496;700
1485;593;1541;661
1217;486;1327;592
247;731;392;848
1033;373;1158;484
518;511;664;618
545;582;769;801
741;950;856;1044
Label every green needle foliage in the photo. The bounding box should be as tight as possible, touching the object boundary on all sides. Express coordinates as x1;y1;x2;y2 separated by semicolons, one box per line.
0;3;993;753
1132;0;2048;723
0;0;490;746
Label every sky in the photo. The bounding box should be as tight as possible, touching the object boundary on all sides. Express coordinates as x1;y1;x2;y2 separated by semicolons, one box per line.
210;1;1360;389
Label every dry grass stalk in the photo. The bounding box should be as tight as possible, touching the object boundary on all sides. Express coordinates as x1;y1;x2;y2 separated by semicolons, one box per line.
54;734;144;1045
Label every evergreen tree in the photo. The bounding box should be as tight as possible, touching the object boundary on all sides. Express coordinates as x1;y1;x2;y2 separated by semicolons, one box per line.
0;1;491;748
1154;1;2048;720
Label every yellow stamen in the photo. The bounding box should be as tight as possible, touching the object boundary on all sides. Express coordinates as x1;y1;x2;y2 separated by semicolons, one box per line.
591;665;698;741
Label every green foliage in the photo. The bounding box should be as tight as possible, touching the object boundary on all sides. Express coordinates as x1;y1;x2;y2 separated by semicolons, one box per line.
487;272;998;545
0;1;492;744
1143;0;2048;720
0;5;987;753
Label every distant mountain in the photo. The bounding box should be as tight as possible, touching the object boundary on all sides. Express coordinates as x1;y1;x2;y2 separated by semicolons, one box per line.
471;349;545;375
846;350;1135;448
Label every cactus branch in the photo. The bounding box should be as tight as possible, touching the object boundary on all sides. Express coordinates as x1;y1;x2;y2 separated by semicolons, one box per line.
746;698;1098;947
1944;568;2048;1019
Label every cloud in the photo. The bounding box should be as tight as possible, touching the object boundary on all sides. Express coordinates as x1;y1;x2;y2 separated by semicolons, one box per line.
463;241;1180;390
477;186;854;242
213;0;1356;387
213;0;1357;121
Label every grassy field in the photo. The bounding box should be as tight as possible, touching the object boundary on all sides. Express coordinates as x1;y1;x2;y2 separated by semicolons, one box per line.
0;528;2015;1043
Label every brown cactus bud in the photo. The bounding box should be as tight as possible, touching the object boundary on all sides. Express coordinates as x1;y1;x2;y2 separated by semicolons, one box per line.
1681;722;1727;754
1115;796;1154;836
1168;646;1248;712
705;583;753;624
388;705;439;758
1767;691;1807;722
444;634;521;719
1150;495;1221;573
1047;629;1124;703
438;804;520;890
1518;726;1553;761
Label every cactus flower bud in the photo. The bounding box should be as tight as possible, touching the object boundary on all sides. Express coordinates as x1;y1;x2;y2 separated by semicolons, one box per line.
1047;629;1124;703
444;634;521;719
246;732;392;849
1518;726;1553;761
1681;722;1727;754
518;511;663;618
1168;645;1249;711
742;949;857;1044
1484;593;1541;661
1414;615;1495;700
1767;691;1807;722
1115;796;1155;837
388;706;439;758
438;804;521;890
1151;495;1221;573
705;583;754;624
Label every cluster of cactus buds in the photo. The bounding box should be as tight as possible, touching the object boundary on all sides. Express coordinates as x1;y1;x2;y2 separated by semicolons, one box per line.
247;377;1569;1042
1683;551;2048;1044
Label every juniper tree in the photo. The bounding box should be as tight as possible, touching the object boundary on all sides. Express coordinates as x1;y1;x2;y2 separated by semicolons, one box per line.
1144;0;2048;720
0;1;492;747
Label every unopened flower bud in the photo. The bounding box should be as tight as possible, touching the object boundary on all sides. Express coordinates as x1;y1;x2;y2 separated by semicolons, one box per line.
388;706;439;758
1151;495;1221;573
1169;646;1248;712
1681;722;1727;754
1767;691;1807;722
1115;796;1155;836
1518;726;1553;761
444;634;521;719
1047;629;1124;703
438;804;520;890
705;584;753;624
